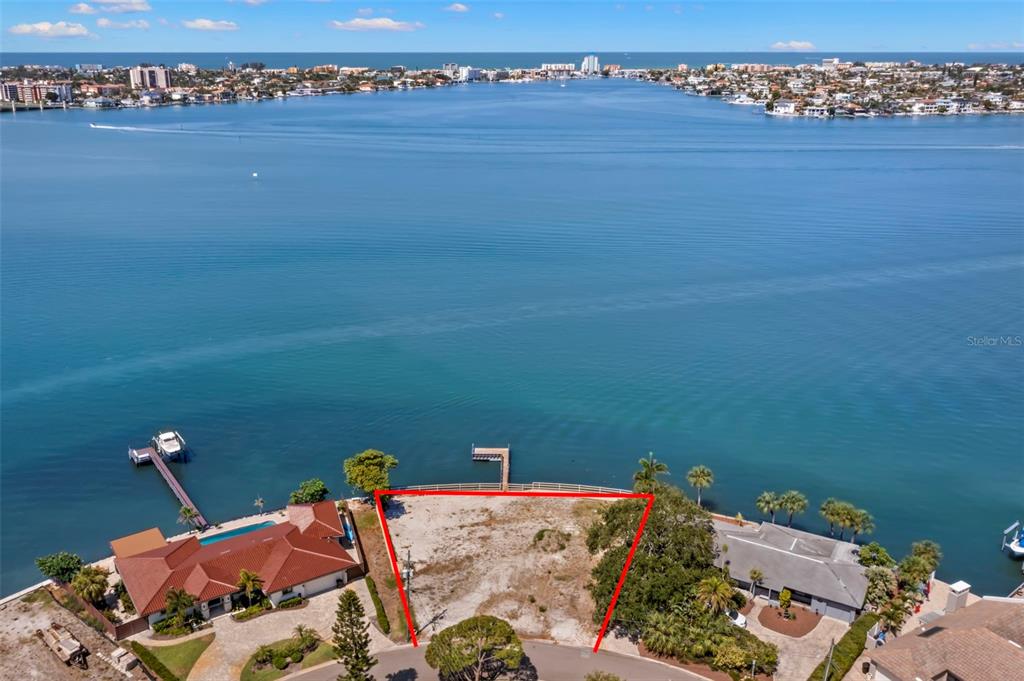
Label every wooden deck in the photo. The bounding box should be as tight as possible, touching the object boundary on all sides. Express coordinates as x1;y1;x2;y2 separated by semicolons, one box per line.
472;444;510;491
150;454;209;529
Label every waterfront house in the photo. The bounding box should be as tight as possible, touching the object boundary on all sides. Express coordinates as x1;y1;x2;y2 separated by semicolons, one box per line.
868;597;1024;681
771;99;798;115
111;501;359;627
713;520;868;622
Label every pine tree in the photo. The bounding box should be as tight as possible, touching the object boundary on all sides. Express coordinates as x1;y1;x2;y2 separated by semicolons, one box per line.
333;590;377;681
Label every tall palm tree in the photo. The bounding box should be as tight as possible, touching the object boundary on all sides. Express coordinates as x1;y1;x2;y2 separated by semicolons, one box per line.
820;498;842;536
835;501;857;540
686;465;714;508
253;496;265;515
178;505;199;532
695;574;734;614
71;566;110;606
633;451;670;493
748;567;764;597
164;587;195;624
755;491;780;524
237;569;264;608
849;508;875;543
779;490;808;527
910;540;943;572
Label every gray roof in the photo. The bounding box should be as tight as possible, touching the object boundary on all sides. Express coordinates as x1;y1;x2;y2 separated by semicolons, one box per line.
713;520;869;609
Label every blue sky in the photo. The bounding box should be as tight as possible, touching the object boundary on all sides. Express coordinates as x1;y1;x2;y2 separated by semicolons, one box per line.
1;1;1022;52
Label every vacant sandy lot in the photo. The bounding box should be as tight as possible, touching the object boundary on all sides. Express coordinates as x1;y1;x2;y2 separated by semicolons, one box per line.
384;495;612;648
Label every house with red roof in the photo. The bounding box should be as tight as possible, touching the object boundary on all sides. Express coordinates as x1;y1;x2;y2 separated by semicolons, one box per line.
111;501;360;626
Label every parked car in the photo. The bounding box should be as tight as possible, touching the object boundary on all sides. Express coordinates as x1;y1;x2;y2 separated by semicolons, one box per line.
726;608;747;628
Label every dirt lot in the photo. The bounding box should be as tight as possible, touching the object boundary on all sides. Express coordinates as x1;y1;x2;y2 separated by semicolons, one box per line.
0;588;140;681
381;495;611;646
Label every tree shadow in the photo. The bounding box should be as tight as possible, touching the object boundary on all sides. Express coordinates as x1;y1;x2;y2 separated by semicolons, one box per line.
385;668;418;681
511;655;539;681
383;497;408;519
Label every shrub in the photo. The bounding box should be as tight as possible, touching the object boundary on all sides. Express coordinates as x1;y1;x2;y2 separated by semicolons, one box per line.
272;655;288;670
277;596;304;609
383;574;397;589
36;552;84;583
290;651;303;664
82;615;108;633
779;588;792;612
585;673;622;681
807;613;880;681
130;641;181;681
365;576;390;634
254;645;274;665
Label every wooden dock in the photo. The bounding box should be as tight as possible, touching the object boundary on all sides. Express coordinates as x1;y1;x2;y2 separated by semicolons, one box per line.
472;444;510;491
150;453;209;529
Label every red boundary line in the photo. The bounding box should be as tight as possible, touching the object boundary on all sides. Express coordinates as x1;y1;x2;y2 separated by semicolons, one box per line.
372;488;655;652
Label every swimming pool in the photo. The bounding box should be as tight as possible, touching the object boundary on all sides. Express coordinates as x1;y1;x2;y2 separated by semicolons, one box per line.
199;521;276;545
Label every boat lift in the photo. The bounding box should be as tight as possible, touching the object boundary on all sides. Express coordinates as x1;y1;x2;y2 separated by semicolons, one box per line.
1001;521;1024;560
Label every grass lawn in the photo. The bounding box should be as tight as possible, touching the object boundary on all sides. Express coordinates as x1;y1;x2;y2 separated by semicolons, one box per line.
301;643;337;668
240;640;336;681
145;634;215;680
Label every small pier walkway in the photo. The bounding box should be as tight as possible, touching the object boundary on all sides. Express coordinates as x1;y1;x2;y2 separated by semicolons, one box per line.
472;444;510;491
151;454;209;528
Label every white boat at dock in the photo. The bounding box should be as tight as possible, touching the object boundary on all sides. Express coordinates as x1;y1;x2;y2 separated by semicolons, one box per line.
1004;521;1024;559
152;430;187;459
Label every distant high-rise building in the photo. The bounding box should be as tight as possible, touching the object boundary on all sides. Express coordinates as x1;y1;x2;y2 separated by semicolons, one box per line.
457;66;481;82
177;63;198;75
129;65;172;90
75;63;103;74
581;55;601;75
442;63;459;78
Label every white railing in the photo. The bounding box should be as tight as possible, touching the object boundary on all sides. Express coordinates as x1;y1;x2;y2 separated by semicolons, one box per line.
390;481;633;495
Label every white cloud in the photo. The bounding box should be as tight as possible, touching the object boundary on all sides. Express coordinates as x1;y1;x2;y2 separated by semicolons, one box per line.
330;17;423;31
8;20;93;38
492;11;504;19
183;18;239;31
968;41;1024;50
771;40;816;50
97;17;148;29
69;3;97;14
356;7;373;16
443;3;469;12
93;0;152;13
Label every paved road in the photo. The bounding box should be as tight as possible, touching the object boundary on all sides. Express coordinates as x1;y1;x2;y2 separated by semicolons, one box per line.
292;640;707;681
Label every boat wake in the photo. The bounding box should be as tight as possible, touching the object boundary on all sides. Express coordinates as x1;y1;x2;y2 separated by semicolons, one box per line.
4;254;1023;404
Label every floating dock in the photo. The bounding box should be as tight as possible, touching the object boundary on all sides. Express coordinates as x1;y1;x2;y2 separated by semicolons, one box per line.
472;444;510;491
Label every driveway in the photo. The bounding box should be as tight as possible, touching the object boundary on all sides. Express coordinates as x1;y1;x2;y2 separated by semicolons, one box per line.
744;598;849;681
292;640;709;681
136;581;395;681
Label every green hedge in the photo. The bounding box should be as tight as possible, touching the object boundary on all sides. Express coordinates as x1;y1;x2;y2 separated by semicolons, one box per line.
364;576;390;634
277;596;304;609
807;612;880;681
130;641;181;681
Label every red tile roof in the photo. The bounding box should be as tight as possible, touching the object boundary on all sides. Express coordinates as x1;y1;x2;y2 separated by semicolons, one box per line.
115;501;356;617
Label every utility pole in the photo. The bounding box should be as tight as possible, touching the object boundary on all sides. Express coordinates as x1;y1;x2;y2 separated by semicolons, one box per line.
401;548;414;595
823;638;836;681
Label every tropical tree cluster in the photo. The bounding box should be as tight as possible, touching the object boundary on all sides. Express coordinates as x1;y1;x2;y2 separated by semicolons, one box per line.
865;540;943;634
591;456;778;676
753;490;808;527
818;498;875;542
35;551;85;583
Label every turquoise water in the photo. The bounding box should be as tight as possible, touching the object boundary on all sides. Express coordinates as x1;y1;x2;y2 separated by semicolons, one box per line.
198;521;276;545
1;79;1022;596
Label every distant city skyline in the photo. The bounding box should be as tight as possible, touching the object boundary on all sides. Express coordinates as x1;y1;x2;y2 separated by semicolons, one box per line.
2;0;1022;54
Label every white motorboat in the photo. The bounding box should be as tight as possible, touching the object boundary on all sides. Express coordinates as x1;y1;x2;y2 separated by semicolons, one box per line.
152;430;187;458
1003;521;1024;558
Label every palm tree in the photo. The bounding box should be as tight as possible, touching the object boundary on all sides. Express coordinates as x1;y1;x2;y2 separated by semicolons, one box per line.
686;465;714;507
164;587;195;624
178;505;199;532
779;490;808;527
748;568;764;597
237;569;264;608
71;566;110;606
642;612;682;656
755;491;779;524
910;540;943;572
633;451;669;493
835;501;857;540
294;623;320;651
820;498;842;536
849;508;875;543
253;496;265;515
695;574;734;614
